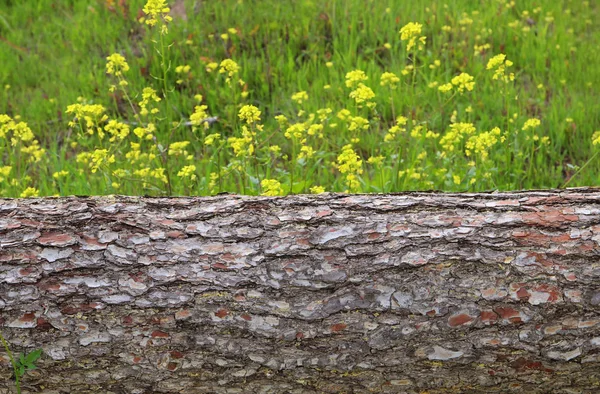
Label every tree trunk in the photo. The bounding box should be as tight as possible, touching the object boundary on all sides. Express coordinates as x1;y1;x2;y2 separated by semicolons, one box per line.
1;190;600;393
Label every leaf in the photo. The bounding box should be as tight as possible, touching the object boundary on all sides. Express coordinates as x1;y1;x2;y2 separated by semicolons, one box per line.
24;348;42;364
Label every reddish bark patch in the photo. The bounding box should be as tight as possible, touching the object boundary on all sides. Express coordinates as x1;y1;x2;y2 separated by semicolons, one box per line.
331;323;347;332
38;232;76;246
36;317;53;331
221;253;235;261
18;266;36;276
212;263;230;270
215;309;229;318
480;310;498;323
167;362;178;371
122;316;134;326
510;357;553;373
448;313;474;327
20;312;36;322
241;314;252;321
175;309;192;320
532;284;561;303
516;287;530;300
170;351;184;359
522;210;579;227
132;355;142;363
317;210;333;218
39;281;61;291
494;307;522;323
166;230;185;238
81;234;108;248
151;330;169;338
61;303;97;315
296;332;304;339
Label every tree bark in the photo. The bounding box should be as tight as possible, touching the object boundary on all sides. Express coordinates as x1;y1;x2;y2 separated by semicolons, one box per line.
1;190;600;393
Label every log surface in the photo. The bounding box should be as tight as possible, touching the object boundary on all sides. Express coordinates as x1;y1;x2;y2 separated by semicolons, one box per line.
1;190;600;393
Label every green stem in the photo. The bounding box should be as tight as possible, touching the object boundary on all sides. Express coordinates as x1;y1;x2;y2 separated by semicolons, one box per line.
0;331;20;393
562;150;599;188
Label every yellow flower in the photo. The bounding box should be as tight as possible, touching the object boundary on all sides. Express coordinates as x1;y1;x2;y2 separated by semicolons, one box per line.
204;133;221;146
20;187;39;198
175;65;191;74
138;87;161;116
349;83;375;104
0;165;12;183
325;62;333;68
465;127;501;160
206;62;218;72
380;72;400;89
486;53;506;69
142;0;173;29
291;91;309;104
429;59;442;69
438;83;453;93
399;22;426;51
310;185;326;194
177;165;197;181
298;145;315;160
238;105;261;124
453;175;461;185
348;116;370;131
190;105;210;129
261;179;284;196
522;118;541;131
52;170;69;179
345;69;368;88
219;59;240;78
592;131;600;146
439;122;476;153
367;155;385;166
335;144;363;191
104;120;130;142
451;72;475;93
106;53;129;76
168;141;191;156
486;53;514;83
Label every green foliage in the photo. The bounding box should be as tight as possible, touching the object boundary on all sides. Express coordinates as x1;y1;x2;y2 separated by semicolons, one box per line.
0;0;599;197
1;330;43;393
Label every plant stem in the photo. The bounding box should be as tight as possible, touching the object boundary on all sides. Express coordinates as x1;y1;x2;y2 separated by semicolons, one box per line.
562;150;599;188
0;331;20;394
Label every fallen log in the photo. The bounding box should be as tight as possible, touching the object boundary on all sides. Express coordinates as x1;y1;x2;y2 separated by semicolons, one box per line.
1;189;600;393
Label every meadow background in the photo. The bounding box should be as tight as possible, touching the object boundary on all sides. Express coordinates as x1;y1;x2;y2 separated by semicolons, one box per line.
0;0;599;197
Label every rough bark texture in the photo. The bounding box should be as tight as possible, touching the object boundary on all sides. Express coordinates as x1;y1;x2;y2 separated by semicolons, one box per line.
2;190;600;393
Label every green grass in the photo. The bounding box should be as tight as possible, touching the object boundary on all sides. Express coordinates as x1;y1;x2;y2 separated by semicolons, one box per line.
1;0;599;197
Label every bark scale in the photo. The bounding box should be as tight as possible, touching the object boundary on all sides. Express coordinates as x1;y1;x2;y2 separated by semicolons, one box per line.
1;190;600;393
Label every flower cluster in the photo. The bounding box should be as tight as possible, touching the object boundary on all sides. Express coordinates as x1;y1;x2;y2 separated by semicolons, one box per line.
487;53;515;83
345;69;368;88
106;53;129;77
142;0;173;34
380;72;400;89
238;105;261;124
399;22;426;51
335;144;363;192
261;179;284;196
